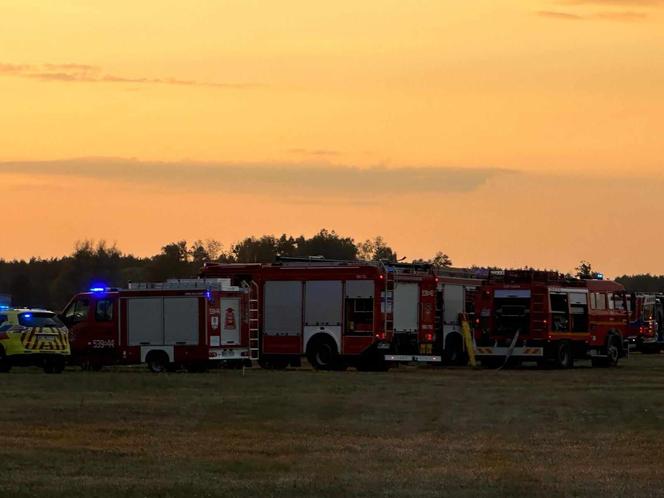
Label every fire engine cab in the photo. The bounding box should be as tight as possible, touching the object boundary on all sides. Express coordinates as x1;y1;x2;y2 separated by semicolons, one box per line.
61;278;253;372
474;270;629;368
626;293;660;353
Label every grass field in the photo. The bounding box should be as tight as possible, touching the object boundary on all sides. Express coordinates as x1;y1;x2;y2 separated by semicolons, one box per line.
2;356;664;498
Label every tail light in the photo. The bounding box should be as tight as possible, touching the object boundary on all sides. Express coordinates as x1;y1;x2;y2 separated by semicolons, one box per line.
425;333;433;342
375;332;385;340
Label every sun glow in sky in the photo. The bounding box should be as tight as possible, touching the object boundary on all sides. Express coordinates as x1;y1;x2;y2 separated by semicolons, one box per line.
1;0;663;275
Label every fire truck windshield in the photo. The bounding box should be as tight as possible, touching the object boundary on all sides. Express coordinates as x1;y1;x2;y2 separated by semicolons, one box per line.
494;297;530;336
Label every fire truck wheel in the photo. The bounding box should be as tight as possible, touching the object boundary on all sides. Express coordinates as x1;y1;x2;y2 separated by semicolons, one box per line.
307;336;339;371
146;351;170;373
606;335;621;366
0;347;11;373
554;341;573;369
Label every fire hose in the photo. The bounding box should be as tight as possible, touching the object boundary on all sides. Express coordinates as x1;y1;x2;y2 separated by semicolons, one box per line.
497;329;521;371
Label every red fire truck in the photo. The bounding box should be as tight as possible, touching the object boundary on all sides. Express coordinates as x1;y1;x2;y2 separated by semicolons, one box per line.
202;258;394;370
202;258;483;368
61;279;254;372
473;270;629;368
626;293;660;353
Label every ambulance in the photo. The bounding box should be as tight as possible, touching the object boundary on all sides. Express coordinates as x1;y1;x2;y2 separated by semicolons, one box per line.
0;307;70;373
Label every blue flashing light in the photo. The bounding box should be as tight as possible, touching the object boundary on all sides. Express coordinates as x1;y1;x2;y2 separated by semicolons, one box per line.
595;273;604;280
23;313;32;319
90;286;106;293
0;305;9;310
205;290;212;300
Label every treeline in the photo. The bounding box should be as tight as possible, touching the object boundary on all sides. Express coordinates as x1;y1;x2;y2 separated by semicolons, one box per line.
0;229;452;310
615;275;664;294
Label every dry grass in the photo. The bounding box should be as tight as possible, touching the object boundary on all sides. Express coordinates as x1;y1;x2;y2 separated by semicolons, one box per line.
2;356;664;497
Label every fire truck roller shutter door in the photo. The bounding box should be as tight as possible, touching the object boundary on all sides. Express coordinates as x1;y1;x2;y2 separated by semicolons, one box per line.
442;284;466;363
304;281;342;353
127;298;164;346
394;283;419;333
264;281;303;337
164;297;199;345
443;285;464;337
345;280;374;299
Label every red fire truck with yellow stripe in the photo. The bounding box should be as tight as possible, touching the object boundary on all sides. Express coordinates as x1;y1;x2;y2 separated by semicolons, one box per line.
473;270;629;368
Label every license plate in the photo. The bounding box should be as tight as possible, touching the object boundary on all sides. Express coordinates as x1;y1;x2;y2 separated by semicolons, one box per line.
37;335;55;342
221;350;235;357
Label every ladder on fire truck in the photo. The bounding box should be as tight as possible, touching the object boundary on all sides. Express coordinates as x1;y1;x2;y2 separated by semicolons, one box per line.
246;281;260;361
384;265;395;337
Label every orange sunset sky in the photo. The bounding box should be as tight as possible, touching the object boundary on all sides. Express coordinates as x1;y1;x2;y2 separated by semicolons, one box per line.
1;0;663;276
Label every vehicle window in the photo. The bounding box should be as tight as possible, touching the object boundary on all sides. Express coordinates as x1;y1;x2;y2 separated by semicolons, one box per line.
95;299;114;322
613;294;626;311
607;293;614;310
18;312;64;327
594;293;606;310
598;293;607;310
64;299;90;323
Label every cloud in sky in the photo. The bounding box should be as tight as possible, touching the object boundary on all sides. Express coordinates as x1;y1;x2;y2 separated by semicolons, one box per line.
538;10;585;19
538;0;659;20
0;62;258;89
537;9;648;19
559;0;663;5
0;157;513;197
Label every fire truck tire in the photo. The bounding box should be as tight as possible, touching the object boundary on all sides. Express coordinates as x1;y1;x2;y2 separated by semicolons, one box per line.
591;335;621;367
146;351;170;373
307;335;340;371
0;347;11;373
554;341;573;369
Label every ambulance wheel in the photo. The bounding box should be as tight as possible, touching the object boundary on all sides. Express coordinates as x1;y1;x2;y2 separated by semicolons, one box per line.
307;336;339;371
146;351;169;373
554;341;573;369
0;347;11;373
